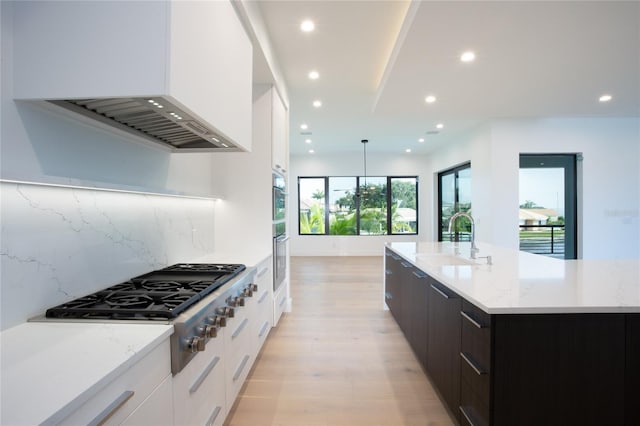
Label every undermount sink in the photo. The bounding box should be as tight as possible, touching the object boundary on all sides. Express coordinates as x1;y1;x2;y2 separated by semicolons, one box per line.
415;253;481;266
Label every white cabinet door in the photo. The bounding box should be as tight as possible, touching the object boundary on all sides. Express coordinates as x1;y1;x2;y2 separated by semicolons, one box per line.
59;340;171;426
121;375;173;426
272;89;289;174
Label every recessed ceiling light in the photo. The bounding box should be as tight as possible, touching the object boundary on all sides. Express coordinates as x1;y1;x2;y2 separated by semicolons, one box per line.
436;123;444;129
301;19;315;32
599;94;612;102
425;95;437;104
300;123;308;130
418;138;425;143
313;100;322;108
460;51;476;62
305;139;312;144
405;148;412;153
309;149;315;154
308;70;319;80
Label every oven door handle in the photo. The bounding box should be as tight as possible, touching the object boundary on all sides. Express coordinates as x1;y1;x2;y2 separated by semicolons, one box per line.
276;236;289;243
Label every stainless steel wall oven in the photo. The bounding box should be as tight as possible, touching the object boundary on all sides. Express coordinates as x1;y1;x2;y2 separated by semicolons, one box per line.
272;172;287;291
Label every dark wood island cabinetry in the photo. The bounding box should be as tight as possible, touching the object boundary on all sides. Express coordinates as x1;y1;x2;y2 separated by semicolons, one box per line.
384;247;639;426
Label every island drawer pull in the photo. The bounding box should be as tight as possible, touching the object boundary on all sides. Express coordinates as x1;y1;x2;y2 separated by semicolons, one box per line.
461;311;485;329
257;267;269;278
430;284;450;299
385;269;393;275
278;295;287;307
232;318;249;339
385;292;393;300
412;270;428;278
190;356;220;394
206;406;222;426
233;355;250;381
400;261;412;268
460;352;487;375
88;390;135;426
459;406;478;426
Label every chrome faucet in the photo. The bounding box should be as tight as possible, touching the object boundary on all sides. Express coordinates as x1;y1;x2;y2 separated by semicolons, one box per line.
448;212;479;259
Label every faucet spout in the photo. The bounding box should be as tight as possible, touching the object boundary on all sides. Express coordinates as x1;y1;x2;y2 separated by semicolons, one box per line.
447;212;479;258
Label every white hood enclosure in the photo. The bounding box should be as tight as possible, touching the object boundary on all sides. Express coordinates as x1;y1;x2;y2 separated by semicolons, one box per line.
12;0;253;152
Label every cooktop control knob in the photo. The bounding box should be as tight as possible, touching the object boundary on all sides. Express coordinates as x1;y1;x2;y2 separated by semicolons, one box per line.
250;283;258;292
206;315;226;327
216;306;234;318
229;296;245;307
204;325;217;338
242;287;253;297
187;336;206;353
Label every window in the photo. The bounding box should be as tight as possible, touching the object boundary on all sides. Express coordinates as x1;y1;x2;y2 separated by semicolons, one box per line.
298;176;418;235
438;163;471;241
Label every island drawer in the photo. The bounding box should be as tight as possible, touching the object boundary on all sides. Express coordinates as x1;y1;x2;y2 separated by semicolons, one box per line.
460;301;492;373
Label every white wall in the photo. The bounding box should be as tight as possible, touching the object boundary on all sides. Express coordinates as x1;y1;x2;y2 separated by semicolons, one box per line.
427;117;640;259
289;151;427;256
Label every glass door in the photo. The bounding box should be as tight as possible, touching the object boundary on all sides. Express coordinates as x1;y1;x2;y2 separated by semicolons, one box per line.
438;163;471;241
519;154;577;259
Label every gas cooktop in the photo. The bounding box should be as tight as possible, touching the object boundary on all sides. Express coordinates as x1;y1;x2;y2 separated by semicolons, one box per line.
45;263;246;320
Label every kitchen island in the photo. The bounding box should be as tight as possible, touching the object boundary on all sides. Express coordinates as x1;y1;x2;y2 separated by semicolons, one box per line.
384;242;639;426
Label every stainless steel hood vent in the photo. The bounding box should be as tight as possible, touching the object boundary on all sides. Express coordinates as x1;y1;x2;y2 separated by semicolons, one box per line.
47;97;241;152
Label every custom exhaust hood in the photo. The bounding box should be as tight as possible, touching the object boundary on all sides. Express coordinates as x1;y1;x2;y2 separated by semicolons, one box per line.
47;97;241;152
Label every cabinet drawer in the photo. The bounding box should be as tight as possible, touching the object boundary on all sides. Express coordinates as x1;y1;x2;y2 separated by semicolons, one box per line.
461;300;492;374
173;334;226;426
60;340;171;426
460;378;490;426
460;351;490;408
273;283;287;326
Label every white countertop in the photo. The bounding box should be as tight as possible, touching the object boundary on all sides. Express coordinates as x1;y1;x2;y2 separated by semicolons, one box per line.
1;322;173;425
387;241;640;314
0;251;270;425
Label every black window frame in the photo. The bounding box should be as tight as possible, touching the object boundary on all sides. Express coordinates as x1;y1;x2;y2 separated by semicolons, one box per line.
437;162;471;242
298;175;419;236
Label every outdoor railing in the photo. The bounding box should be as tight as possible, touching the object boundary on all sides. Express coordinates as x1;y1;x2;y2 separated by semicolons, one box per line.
519;224;565;258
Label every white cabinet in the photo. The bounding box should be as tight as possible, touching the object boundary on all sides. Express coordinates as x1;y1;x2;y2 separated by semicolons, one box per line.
58;339;172;426
273;279;288;327
12;0;252;151
253;258;274;354
271;89;289;174
224;297;253;410
173;329;226;426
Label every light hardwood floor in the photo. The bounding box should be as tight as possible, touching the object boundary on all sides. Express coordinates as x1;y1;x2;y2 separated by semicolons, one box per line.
224;256;454;426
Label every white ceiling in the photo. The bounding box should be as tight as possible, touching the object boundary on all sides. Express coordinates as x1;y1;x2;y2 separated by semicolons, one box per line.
253;0;640;155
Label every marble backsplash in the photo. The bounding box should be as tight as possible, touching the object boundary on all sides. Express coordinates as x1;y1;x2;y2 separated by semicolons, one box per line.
0;181;217;330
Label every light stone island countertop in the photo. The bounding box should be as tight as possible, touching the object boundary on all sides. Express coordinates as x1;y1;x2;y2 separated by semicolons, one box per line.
386;241;640;314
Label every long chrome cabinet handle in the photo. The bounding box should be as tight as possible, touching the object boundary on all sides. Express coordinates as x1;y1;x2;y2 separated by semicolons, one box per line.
190;356;220;394
460;352;487;375
87;390;135;426
232;318;249;339
430;284;450;299
257;267;269;278
412;270;428;278
461;311;485;329
278;296;286;307
258;290;269;304
459;406;478;426
258;321;270;338
232;355;250;382
206;406;222;426
400;261;412;268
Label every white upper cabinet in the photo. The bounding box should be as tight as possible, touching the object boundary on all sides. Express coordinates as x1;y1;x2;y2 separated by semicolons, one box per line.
12;0;252;151
271;89;289;174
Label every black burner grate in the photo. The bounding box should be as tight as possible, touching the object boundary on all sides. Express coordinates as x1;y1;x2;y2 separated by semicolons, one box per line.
45;263;246;320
